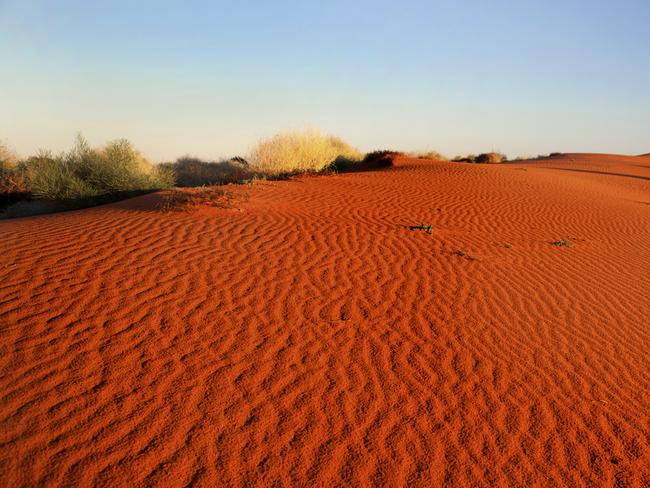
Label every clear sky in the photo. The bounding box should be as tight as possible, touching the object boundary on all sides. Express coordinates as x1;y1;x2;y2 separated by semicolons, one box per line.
1;0;649;161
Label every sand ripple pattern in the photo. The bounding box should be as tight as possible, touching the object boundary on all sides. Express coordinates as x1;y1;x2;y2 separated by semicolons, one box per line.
1;155;649;486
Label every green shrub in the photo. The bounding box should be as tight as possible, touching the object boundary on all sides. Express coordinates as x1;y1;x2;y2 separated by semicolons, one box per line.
26;152;95;200
26;135;174;200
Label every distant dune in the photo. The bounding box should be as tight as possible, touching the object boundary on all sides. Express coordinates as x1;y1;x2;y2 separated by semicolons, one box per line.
1;153;648;486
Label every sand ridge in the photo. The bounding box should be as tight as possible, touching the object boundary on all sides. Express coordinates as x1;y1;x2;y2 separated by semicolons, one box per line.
1;154;649;486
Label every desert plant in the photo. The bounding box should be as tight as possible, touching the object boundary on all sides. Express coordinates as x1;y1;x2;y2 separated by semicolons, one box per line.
475;152;507;164
25;135;173;200
26;152;96;200
168;156;254;187
0;167;31;207
329;149;401;172
452;154;477;163
454;249;474;259
412;151;448;161
229;156;249;166
409;223;433;234
248;128;362;173
363;150;404;162
0;142;18;173
550;240;571;247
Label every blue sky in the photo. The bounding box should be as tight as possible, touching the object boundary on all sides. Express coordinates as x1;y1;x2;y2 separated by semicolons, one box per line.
1;0;649;161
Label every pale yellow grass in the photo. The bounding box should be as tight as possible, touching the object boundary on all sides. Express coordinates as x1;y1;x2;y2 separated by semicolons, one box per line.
248;129;362;173
0;142;18;172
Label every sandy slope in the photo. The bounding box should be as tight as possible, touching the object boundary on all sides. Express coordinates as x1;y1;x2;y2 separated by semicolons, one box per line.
1;154;648;487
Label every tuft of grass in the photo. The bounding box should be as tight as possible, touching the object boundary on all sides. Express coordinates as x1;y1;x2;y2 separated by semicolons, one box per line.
452;152;507;164
248;128;362;173
535;153;561;160
550;240;571;247
164;156;253;187
409;223;433;234
411;151;448;161
475;152;507;164
452;154;476;163
331;150;400;172
454;249;474;259
0;142;18;172
1;142;30;206
0;167;31;207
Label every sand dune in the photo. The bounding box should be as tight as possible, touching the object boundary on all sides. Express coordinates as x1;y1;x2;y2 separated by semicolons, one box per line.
1;154;648;486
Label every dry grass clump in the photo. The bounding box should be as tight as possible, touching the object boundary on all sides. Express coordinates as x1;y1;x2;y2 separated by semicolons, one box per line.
248;129;362;173
164;156;253;187
0;169;30;206
331;150;402;172
1;143;31;206
476;152;507;164
411;151;448;161
0;142;18;172
534;152;562;159
452;154;476;163
452;152;507;164
26;135;174;200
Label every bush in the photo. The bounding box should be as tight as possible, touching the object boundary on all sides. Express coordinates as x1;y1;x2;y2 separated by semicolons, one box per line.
475;152;507;164
25;135;174;200
411;151;448;161
363;150;405;161
452;152;506;164
248;129;362;173
0;167;31;207
330;150;402;172
166;156;253;187
452;154;477;163
0;142;18;173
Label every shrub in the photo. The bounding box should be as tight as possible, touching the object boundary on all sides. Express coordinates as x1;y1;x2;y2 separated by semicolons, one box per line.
412;151;448;161
26;152;96;200
248;128;362;173
0;167;31;207
26;135;174;200
167;156;254;187
363;150;404;161
330;150;402;172
452;154;477;163
0;142;18;173
452;152;506;164
475;152;506;164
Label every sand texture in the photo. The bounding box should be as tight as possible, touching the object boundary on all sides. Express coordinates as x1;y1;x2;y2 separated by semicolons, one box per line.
1;154;649;486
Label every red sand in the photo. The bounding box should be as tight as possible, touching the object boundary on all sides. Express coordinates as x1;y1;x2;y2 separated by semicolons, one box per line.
1;154;649;486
